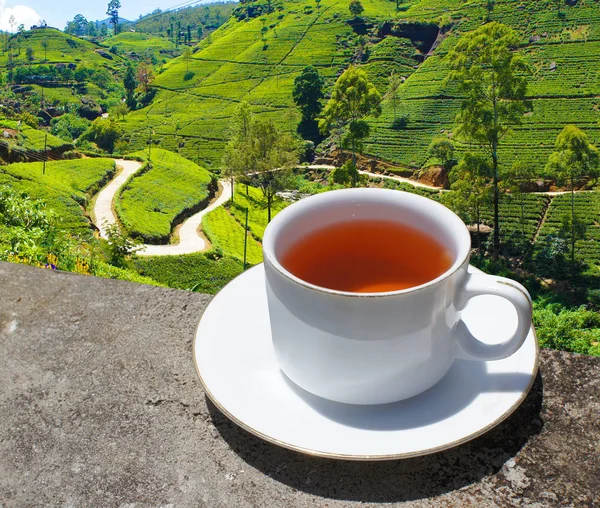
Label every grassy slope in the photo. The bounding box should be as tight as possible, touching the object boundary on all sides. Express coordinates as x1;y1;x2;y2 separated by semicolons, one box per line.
0;119;72;151
367;0;600;169
2;28;125;109
1;28;122;68
0;158;115;234
202;206;263;264
115;148;213;243
122;0;398;168
134;252;245;294
121;0;600;173
104;32;178;53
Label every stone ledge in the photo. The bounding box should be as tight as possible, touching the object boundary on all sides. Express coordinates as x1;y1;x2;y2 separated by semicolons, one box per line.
0;262;598;507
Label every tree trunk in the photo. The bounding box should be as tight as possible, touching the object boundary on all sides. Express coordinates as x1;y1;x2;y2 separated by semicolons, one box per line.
231;176;235;203
476;204;482;254
492;144;500;258
267;193;272;223
571;176;575;268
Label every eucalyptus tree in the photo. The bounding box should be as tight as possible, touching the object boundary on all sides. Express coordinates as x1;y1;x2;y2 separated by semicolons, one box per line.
446;22;531;256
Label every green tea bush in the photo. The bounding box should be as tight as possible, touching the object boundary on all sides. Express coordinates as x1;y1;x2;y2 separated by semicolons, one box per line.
116;149;213;243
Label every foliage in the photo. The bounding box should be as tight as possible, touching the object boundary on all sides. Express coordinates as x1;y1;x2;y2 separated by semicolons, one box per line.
0;185;54;261
116;149;212;243
292;66;325;122
222;100;253;202
134;252;244;294
533;303;600;356
546;125;599;265
132;3;234;39
443;153;493;252
202;206;263;264
428;137;455;171
383;72;403;122
103;221;142;267
124;64;136;108
244;119;300;222
50;114;90;141
0;184;159;286
349;0;364;17
136;62;154;93
330;160;360;187
320;65;381;160
82;118;123;152
446;22;531;255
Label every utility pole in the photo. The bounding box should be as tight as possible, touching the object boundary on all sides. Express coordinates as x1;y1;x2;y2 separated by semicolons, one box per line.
42;133;47;175
243;207;249;270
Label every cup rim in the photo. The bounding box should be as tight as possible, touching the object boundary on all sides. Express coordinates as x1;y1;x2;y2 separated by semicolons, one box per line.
263;188;472;298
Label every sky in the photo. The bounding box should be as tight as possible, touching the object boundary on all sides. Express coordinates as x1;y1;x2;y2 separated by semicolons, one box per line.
0;0;207;31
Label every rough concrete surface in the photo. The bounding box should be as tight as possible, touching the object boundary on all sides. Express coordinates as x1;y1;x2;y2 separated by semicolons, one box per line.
0;262;598;507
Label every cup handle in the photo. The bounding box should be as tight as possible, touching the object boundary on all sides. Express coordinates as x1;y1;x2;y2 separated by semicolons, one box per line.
455;270;533;361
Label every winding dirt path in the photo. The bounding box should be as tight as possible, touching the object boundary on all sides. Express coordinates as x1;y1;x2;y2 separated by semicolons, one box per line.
138;180;232;256
95;159;143;240
93;159;231;257
358;169;443;191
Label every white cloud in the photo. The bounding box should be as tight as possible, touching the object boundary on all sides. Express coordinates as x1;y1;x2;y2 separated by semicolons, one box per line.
0;1;43;32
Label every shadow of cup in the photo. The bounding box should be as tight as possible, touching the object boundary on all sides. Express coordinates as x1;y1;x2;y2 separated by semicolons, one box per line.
207;371;543;503
279;359;535;431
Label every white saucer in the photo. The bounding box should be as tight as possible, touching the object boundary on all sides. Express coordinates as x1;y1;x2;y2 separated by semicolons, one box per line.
194;265;539;461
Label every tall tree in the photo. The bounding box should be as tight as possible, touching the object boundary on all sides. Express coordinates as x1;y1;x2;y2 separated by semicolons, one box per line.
246;119;299;222
41;41;48;61
428;137;455;172
136;63;154;93
292;66;324;122
123;64;136;109
65;14;88;36
546;125;600;266
446;22;530;256
222;101;253;203
485;0;496;22
292;65;324;143
504;161;536;253
107;0;121;36
319;65;381;165
443;153;493;253
183;47;192;74
349;0;364;17
384;72;403;122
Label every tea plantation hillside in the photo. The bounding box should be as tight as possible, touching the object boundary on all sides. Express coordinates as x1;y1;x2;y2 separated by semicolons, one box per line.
116;148;213;243
102;32;180;64
121;0;600;172
0;28;126;115
0;158;116;235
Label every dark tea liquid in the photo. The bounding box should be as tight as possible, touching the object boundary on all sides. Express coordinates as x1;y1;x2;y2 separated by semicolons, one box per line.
280;220;453;293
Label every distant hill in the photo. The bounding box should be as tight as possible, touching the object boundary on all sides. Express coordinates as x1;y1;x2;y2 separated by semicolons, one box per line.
132;2;236;38
96;17;131;28
119;0;600;173
0;28;126;120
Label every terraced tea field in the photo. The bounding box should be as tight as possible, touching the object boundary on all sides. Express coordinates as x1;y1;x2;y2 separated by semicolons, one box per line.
115;149;213;243
0;158;116;235
119;0;600;176
535;192;600;269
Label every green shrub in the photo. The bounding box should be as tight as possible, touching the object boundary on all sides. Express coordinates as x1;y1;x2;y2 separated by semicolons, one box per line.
134;252;245;293
202;206;263;264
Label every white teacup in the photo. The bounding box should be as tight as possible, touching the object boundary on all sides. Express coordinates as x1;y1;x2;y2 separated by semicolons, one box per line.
263;188;532;405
